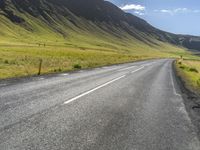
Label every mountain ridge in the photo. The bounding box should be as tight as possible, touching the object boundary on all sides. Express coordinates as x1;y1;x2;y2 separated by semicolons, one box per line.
1;0;200;51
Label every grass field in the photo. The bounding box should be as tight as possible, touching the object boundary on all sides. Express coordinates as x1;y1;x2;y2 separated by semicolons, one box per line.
176;58;200;95
0;10;198;79
0;44;177;79
0;19;197;80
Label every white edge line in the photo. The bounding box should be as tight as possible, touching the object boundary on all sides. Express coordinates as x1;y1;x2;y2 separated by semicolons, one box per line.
63;75;126;105
131;66;145;73
170;71;181;97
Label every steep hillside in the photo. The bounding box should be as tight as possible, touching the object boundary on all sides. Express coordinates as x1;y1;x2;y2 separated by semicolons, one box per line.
0;0;200;51
0;0;200;79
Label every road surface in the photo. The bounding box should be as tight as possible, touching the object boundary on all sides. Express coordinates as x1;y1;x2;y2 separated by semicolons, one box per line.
0;59;199;150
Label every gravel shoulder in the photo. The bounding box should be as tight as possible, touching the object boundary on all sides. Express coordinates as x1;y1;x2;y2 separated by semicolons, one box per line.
173;61;200;139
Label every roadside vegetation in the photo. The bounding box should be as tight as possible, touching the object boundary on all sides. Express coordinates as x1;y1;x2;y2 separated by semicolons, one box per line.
176;58;200;95
0;40;195;79
0;13;193;79
0;23;197;80
0;8;197;79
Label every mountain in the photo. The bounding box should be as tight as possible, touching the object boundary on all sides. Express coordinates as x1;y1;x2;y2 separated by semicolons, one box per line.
0;0;200;51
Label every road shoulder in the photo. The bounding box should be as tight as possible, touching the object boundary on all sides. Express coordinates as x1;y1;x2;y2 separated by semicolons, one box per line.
173;61;200;140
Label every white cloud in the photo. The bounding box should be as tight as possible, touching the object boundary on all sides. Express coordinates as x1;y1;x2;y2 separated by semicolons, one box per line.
120;4;145;11
174;8;189;13
160;9;173;15
134;11;145;16
155;8;200;15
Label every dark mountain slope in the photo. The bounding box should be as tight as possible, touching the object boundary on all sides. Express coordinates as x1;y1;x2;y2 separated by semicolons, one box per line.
0;0;200;51
49;0;200;50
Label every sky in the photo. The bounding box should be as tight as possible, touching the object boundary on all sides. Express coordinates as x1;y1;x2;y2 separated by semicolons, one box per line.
107;0;200;36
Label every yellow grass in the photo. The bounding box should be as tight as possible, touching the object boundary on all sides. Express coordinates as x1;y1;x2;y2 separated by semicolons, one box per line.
176;59;200;94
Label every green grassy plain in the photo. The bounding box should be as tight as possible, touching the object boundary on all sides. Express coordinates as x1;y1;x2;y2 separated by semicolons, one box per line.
0;11;196;79
176;58;200;95
0;42;193;79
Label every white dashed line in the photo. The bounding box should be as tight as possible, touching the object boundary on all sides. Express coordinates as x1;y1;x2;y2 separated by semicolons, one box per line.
131;66;145;73
118;66;136;71
0;83;6;87
63;63;148;105
143;62;155;67
61;73;69;76
39;77;45;80
63;75;126;105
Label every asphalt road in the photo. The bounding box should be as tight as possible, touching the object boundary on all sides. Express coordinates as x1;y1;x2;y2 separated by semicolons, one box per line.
0;59;200;150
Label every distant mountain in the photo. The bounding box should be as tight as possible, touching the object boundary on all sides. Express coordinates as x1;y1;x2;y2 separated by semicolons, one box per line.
0;0;200;51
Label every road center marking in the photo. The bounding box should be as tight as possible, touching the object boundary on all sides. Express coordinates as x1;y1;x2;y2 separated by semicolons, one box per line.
0;83;6;87
131;66;145;73
63;75;126;105
64;64;146;105
118;66;136;71
143;62;155;67
61;73;69;76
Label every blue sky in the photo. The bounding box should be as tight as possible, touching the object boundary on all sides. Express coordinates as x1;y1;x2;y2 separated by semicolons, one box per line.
107;0;200;36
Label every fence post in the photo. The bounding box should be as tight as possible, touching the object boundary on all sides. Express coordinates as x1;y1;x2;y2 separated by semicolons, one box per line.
38;59;43;75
